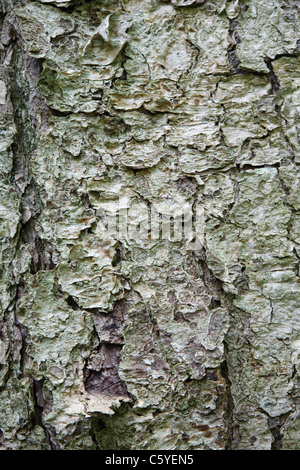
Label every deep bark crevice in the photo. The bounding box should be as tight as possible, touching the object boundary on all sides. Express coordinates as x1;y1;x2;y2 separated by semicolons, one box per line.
30;379;60;450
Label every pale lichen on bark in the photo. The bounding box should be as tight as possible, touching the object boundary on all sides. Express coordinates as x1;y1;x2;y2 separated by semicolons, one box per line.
0;0;300;450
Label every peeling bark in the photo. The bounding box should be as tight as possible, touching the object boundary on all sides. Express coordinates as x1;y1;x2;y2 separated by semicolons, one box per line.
0;0;300;450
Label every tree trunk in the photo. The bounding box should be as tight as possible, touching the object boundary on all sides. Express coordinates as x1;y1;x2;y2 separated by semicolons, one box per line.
0;0;300;450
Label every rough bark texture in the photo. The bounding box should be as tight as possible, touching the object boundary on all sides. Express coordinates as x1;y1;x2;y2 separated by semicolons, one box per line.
0;0;300;450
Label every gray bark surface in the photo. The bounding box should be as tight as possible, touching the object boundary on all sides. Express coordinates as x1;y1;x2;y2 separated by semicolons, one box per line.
0;0;300;450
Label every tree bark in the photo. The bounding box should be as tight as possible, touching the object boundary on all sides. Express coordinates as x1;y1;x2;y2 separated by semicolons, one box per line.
0;0;300;450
